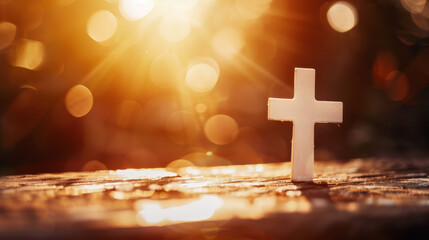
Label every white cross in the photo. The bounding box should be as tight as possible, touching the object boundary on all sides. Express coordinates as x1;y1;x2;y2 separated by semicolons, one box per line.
268;68;343;182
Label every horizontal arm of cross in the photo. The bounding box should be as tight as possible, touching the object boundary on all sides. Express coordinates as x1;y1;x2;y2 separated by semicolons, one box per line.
314;101;343;123
268;98;298;122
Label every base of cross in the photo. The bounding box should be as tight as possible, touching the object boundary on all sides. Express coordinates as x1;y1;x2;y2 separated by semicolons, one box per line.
1;158;428;239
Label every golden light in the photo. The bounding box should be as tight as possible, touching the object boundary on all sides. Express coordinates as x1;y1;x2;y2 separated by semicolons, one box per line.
12;39;45;70
110;169;177;179
159;13;191;42
149;52;182;88
255;164;264;172
175;163;289;179
190;57;220;75
400;0;426;14
184;167;201;175
212;27;244;58
130;162;310;226
87;10;117;43
167;195;223;222
119;0;155;21
137;195;224;225
185;59;219;93
65;84;94;118
204;114;239;145
179;151;231;167
161;0;199;11
82;160;108;171
166;159;195;169
138;203;164;223
195;103;207;113
0;22;16;50
327;1;358;33
164;111;194;132
235;0;272;19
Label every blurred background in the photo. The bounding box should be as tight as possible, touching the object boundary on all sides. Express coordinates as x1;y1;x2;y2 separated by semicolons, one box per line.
1;0;429;175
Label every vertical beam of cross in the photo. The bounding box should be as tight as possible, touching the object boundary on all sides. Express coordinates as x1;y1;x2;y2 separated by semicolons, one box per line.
268;68;343;182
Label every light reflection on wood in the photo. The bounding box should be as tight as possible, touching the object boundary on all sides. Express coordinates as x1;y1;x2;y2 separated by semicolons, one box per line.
0;160;428;233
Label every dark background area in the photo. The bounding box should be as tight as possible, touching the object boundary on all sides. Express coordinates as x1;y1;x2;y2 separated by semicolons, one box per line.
1;0;429;175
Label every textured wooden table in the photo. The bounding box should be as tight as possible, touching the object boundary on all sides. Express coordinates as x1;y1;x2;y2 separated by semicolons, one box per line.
1;159;429;239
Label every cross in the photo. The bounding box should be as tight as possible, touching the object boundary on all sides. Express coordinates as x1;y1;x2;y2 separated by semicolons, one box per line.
268;68;343;182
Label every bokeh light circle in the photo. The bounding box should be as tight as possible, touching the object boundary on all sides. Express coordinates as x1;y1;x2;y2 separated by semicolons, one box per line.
119;0;155;21
87;10;117;42
212;28;244;58
166;159;195;169
204;114;239;145
400;0;426;14
82;160;108;171
186;59;219;93
195;103;207;113
65;84;94;118
327;1;358;33
0;22;16;50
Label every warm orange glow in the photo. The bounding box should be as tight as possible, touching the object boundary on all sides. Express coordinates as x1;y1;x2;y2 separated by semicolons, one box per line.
116;100;141;128
164;110;199;144
57;0;75;6
235;0;272;19
0;0;362;185
3;3;419;234
12;39;45;70
372;52;397;89
149;52;181;88
204;114;239;145
137;195;224;225
82;160;108;171
166;159;195;169
65;84;94;118
129;162;310;227
0;22;16;50
162;0;198;11
327;2;358;33
184;167;201;175
186;60;219;93
159;13;191;42
212;28;244;58
165;111;193;132
109;169;177;179
255;164;264;172
135;194;311;226
195;103;207;113
87;10;117;43
119;0;155;21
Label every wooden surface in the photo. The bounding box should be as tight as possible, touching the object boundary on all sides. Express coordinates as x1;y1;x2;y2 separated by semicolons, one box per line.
1;158;428;239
